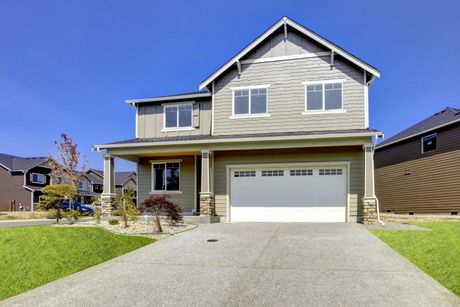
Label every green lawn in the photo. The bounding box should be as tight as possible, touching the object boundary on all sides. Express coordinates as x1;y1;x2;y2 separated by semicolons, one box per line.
371;222;460;296
0;226;153;300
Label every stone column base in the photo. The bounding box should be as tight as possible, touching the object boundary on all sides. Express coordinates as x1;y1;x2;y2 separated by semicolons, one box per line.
361;197;377;224
200;192;214;216
101;193;118;216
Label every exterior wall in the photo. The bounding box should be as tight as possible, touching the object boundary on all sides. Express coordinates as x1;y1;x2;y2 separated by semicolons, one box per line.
375;123;460;213
0;167;31;211
137;99;212;138
25;166;51;187
213;147;365;222
375;123;460;168
244;29;329;60
116;178;137;199
213;40;366;136
137;155;196;212
375;149;460;213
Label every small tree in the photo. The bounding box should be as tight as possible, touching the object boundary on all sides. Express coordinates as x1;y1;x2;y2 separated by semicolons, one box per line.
47;133;88;223
40;184;77;223
139;195;183;233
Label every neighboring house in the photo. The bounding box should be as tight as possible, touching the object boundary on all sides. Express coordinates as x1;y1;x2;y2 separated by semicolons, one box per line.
375;107;460;214
94;17;382;223
86;169;137;202
0;153;51;211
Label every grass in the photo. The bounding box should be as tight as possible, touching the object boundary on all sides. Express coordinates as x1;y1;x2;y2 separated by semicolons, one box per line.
371;221;460;296
0;226;153;300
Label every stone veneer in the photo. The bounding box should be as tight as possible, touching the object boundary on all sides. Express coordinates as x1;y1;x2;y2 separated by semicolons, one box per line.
101;193;118;216
200;193;214;216
362;197;377;224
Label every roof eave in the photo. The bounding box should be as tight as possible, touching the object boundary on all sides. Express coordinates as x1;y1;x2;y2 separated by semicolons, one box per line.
94;130;383;151
376;118;460;150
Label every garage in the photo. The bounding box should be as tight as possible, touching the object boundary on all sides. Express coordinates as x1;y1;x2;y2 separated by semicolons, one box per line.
229;164;348;222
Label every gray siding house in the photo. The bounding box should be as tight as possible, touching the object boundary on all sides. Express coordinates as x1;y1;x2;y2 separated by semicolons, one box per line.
94;17;382;224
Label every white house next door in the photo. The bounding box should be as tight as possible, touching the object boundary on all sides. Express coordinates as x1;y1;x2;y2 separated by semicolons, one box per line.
230;165;347;222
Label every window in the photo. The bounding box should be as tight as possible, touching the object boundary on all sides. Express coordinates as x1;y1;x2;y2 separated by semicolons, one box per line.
422;134;437;153
234;171;256;177
233;87;268;116
261;170;284;177
164;104;193;129
152;162;180;192
31;173;45;184
305;80;343;111
79;181;88;190
319;169;343;176
290;169;313;176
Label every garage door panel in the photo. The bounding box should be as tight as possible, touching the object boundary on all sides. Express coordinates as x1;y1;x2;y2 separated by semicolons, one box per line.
230;166;347;222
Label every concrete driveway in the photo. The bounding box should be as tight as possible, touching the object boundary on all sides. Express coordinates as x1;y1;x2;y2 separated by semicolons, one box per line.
3;223;458;306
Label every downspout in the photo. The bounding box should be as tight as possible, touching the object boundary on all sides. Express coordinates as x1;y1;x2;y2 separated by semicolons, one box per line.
372;135;385;225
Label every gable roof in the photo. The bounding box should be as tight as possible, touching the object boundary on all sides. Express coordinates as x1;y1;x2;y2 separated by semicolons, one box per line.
0;153;49;172
199;16;380;90
377;107;460;149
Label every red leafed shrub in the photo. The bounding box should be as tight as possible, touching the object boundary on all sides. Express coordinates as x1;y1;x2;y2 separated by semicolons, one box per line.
139;195;183;232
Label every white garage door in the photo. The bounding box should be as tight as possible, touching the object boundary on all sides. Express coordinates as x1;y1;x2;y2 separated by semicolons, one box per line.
230;166;347;222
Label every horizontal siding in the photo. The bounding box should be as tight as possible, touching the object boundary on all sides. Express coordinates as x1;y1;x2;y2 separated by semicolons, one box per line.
375;149;460;213
138;156;196;212
137;99;211;138
213;56;366;135
375;122;460;168
213;147;364;222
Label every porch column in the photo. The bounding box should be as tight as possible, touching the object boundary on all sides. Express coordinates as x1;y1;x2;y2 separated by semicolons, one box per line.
101;154;117;215
200;149;214;216
362;144;377;224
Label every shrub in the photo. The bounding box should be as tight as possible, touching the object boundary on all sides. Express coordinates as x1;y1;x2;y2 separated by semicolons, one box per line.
139;195;183;232
127;205;139;222
108;219;119;225
111;209;121;217
46;209;59;220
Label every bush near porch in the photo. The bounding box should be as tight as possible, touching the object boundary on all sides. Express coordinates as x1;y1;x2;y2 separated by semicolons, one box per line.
0;226;153;300
371;222;460;297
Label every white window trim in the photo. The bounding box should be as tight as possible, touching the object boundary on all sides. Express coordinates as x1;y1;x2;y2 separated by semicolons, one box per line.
231;85;270;118
303;79;345;113
163;103;194;130
31;173;45;184
150;161;182;193
421;133;437;154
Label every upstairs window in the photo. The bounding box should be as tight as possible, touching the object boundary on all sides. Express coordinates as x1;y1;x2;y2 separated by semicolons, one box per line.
233;87;268;116
152;162;180;192
304;80;343;112
422;134;437;153
79;181;88;190
31;173;45;184
164;104;193;129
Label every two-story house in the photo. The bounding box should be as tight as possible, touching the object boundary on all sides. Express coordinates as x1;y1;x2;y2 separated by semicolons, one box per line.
0;153;51;211
375;107;460;214
94;17;382;224
86;168;137;202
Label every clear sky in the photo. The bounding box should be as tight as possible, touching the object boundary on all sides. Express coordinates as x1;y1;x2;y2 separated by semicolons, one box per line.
1;0;459;171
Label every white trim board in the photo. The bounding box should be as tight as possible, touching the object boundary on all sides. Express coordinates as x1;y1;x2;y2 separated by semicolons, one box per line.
199;16;380;90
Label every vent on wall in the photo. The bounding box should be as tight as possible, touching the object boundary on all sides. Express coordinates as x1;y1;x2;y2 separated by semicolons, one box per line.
404;169;412;176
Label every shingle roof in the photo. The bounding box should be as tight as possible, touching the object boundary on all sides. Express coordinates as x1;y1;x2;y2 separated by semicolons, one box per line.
86;170;103;184
115;172;136;186
105;129;381;146
377;107;460;149
0;153;49;172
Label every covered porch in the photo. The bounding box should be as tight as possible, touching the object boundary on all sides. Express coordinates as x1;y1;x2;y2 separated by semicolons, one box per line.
94;131;381;224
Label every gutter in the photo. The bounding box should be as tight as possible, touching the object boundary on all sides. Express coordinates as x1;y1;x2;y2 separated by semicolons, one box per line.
93;131;383;151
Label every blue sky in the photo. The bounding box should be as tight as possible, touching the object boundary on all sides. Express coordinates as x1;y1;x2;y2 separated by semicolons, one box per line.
0;0;459;171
